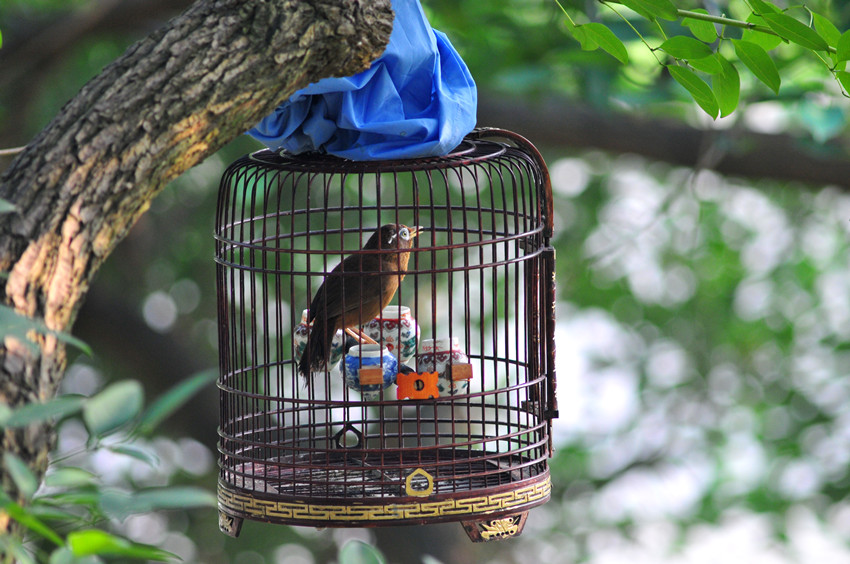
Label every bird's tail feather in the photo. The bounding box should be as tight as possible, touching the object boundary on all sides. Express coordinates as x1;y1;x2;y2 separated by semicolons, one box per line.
298;315;334;384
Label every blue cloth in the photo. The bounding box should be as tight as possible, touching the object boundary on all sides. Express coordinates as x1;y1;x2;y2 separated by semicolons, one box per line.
247;0;477;160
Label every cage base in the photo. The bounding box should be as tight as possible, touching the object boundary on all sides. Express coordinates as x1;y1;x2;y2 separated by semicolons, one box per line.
218;508;531;542
217;449;550;531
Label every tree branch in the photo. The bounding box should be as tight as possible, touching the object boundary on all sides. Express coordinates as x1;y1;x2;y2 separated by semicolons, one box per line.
478;94;850;189
0;0;392;507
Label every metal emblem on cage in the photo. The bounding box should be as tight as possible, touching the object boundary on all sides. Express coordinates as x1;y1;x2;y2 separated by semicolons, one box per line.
405;468;435;497
460;511;530;542
480;517;520;539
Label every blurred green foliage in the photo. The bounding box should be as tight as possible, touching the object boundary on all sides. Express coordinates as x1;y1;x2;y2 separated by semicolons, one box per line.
425;0;850;139
0;373;217;563
541;151;850;561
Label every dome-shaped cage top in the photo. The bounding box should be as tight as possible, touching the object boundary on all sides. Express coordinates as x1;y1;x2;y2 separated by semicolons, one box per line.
215;129;557;541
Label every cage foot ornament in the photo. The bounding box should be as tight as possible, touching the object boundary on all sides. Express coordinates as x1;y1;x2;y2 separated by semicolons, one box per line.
461;512;529;542
215;128;557;541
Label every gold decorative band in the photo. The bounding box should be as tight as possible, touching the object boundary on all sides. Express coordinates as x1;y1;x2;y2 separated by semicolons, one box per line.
218;475;551;524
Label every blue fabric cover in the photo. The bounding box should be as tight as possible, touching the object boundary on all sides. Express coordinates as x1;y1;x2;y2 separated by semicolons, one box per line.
247;0;477;160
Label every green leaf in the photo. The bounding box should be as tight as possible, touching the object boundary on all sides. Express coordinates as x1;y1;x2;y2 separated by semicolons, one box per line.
29;505;85;524
568;22;594;50
57;331;92;356
668;65;719;119
44;468;98;489
67;530;177;561
714;55;741;118
4;452;39;500
617;0;678;21
0;305;42;354
660;36;713;59
338;540;386;564
97;490;134;521
0;536;36;564
762;12;828;52
690;55;723;75
812;13;841;48
742;14;783;51
2;395;86;428
562;17;595;52
746;0;780;15
683;9;718;43
837;31;850;63
83;381;144;437
733;39;781;93
50;547;95;564
0;305;92;356
135;486;217;511
0;499;64;546
835;70;850;94
106;444;159;467
49;547;103;564
99;486;216;520
581;23;629;64
136;369;217;435
49;548;73;564
41;491;101;511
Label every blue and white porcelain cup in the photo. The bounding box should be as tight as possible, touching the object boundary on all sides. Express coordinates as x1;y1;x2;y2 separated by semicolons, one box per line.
417;337;471;396
362;305;420;364
343;344;398;400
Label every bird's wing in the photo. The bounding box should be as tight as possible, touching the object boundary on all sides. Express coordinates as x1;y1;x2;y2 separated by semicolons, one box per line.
306;255;349;322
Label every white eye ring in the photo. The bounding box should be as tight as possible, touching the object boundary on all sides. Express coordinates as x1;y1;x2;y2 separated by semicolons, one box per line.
400;227;410;240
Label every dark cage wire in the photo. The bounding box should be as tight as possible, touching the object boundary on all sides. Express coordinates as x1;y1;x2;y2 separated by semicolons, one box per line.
215;128;558;542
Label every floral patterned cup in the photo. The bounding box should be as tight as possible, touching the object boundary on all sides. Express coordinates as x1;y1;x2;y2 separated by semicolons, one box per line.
293;309;346;370
362;306;420;364
343;344;398;400
416;337;472;396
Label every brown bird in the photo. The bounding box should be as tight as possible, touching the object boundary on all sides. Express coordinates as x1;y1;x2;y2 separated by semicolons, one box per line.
298;224;422;382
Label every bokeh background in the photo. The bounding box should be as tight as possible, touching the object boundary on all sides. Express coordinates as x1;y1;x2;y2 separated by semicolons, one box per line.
3;1;850;563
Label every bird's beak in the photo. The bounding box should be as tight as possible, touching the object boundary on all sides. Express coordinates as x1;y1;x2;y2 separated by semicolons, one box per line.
409;226;424;238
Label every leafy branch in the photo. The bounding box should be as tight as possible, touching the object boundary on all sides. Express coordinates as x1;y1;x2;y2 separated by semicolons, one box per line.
0;370;217;563
555;0;850;119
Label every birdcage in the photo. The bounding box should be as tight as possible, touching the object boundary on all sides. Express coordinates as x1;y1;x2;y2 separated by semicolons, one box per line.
215;128;557;542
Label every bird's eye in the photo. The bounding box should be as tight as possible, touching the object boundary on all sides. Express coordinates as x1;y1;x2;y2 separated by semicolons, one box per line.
400;227;410;240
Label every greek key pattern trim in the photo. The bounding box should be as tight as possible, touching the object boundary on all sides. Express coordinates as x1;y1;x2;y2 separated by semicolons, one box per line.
218;475;551;523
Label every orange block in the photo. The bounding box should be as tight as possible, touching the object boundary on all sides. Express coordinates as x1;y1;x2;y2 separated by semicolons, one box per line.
359;367;385;386
451;363;473;381
396;371;439;400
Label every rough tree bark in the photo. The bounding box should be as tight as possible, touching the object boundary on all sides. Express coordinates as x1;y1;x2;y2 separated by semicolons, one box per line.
0;0;393;522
